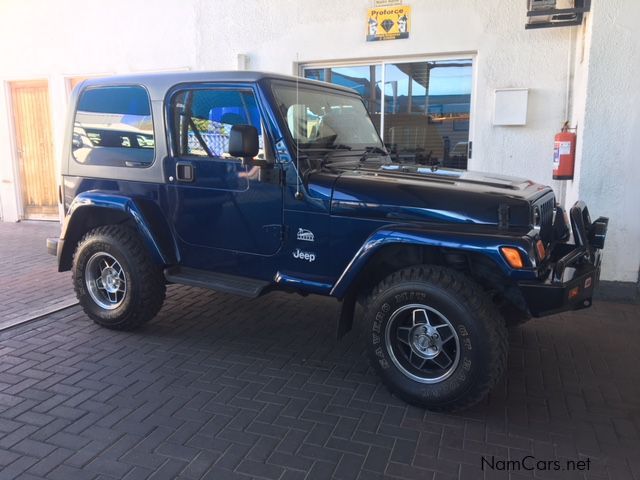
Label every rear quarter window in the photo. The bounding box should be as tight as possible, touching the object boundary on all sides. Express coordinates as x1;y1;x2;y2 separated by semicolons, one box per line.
72;86;155;167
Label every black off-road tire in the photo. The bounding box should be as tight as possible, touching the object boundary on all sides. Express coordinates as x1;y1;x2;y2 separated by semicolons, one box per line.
364;265;508;411
72;225;166;330
500;302;532;327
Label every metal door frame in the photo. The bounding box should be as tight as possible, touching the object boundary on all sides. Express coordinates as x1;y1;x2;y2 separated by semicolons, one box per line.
298;52;478;166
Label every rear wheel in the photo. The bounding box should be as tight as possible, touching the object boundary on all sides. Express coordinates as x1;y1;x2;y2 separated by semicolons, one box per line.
73;225;165;330
364;265;508;411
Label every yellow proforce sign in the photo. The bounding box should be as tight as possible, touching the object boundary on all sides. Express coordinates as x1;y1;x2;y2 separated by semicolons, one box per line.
366;5;411;42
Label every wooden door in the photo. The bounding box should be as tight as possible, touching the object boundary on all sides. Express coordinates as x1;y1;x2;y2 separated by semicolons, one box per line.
10;80;57;219
68;76;88;94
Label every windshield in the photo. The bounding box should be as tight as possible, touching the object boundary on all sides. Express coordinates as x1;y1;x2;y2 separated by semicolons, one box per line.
271;82;383;152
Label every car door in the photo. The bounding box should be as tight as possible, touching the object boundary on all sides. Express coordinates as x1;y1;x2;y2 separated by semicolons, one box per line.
163;85;283;271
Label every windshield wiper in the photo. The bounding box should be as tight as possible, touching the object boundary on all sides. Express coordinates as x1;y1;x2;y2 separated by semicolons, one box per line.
365;146;388;154
301;144;352;164
300;143;352;152
359;145;389;162
316;145;354;167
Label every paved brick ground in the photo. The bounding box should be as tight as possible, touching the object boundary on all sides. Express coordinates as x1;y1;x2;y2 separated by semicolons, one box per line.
0;283;639;480
0;221;76;328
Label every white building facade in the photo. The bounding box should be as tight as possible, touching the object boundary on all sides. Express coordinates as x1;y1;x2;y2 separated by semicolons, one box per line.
0;0;638;290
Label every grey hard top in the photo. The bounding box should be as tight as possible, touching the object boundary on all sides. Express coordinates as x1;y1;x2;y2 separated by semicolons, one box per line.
77;70;357;101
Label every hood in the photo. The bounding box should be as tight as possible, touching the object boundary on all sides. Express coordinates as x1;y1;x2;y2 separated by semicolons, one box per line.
313;163;552;227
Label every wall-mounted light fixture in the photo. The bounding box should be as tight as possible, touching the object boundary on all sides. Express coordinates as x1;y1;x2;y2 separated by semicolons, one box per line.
525;0;591;30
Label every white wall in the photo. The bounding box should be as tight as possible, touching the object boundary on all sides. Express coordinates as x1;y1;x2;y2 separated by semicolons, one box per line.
566;0;640;282
0;0;637;283
0;0;200;222
196;0;574;189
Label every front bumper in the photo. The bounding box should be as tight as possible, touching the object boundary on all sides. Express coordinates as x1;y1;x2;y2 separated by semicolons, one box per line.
518;202;609;317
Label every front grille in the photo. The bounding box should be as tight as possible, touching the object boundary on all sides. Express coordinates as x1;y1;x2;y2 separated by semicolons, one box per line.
535;194;555;243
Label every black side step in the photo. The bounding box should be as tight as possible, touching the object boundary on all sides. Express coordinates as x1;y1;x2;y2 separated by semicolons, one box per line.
164;267;269;298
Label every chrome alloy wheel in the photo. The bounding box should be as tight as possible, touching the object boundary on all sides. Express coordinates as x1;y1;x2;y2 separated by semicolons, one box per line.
85;252;127;310
385;304;460;384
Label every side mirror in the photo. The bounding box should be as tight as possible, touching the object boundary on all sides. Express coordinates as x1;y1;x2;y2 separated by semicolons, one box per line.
229;125;259;164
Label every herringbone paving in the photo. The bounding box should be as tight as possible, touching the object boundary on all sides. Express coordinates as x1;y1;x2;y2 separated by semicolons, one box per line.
0;283;639;479
0;221;75;328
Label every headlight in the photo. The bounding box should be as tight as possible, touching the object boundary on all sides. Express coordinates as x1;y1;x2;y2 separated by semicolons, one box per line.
531;205;541;230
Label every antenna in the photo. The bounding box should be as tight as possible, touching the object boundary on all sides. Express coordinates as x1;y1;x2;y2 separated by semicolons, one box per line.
294;52;303;200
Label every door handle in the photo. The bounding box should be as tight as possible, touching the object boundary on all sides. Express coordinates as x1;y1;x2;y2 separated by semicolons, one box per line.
175;161;195;182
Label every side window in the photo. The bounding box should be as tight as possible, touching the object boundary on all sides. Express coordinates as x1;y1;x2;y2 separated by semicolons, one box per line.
72;86;154;166
171;89;265;160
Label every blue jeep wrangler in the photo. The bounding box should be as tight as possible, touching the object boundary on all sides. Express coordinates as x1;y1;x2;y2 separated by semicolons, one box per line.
48;71;608;411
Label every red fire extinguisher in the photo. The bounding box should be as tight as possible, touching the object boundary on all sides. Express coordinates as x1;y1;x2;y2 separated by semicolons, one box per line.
553;122;576;180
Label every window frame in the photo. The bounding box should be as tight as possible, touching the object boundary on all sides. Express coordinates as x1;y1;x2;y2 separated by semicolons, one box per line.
165;83;272;163
71;84;156;168
300;53;477;166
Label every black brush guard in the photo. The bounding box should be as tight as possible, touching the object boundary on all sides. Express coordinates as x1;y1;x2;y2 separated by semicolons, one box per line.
519;201;609;317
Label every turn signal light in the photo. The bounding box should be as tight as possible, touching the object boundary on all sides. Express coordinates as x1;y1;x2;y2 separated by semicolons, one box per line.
568;287;580;299
536;240;546;260
500;247;524;269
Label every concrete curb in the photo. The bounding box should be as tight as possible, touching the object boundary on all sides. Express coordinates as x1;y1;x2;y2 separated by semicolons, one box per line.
0;297;78;331
595;280;640;304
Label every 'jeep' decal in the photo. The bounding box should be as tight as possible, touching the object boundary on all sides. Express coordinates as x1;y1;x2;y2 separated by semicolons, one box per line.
293;249;316;262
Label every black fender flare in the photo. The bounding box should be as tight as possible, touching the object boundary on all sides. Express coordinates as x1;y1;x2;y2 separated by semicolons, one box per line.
58;191;178;271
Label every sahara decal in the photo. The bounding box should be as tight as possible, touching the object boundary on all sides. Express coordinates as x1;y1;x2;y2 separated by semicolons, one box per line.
296;228;315;242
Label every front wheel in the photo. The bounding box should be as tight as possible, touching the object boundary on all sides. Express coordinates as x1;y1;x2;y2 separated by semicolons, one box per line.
364;265;508;411
72;225;166;330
